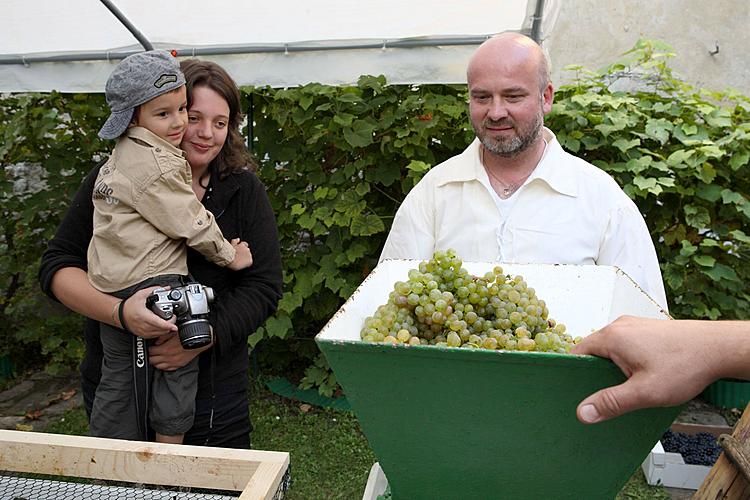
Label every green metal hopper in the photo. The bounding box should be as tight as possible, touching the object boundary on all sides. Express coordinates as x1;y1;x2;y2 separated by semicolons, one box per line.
316;261;680;499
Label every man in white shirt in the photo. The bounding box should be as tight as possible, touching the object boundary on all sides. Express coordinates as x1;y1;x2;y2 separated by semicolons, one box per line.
379;32;668;310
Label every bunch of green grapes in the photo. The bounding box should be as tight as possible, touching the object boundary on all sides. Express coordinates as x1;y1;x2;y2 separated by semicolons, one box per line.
360;249;581;353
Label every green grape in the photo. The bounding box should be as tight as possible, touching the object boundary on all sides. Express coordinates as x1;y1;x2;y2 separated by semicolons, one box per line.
482;337;498;350
515;326;530;339
459;329;471;342
446;331;461;347
518;337;535;351
360;250;573;353
394;281;410;295
397;329;411;343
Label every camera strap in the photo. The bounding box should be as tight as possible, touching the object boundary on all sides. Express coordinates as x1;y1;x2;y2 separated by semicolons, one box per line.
132;335;150;441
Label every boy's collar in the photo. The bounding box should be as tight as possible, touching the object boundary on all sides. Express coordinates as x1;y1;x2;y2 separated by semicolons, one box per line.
124;126;185;157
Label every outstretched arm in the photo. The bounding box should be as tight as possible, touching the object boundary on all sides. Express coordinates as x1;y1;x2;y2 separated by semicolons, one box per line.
571;315;750;424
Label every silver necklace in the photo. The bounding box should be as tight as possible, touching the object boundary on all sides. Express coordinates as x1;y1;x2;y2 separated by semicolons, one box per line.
480;148;533;199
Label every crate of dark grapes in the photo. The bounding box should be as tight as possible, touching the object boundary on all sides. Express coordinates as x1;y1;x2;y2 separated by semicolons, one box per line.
316;251;680;499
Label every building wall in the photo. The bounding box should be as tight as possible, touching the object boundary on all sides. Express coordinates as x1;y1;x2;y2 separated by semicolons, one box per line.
542;0;750;95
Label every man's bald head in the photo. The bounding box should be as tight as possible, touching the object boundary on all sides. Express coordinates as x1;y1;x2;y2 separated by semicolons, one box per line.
467;33;550;93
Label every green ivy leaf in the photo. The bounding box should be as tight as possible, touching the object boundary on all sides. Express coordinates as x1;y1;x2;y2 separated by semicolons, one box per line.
681;123;698;135
337;92;363;103
612;137;641;153
632;176;660;194
679;240;698;256
350;214;385;236
693;255;716;267
700;239;720;248
406;160;430;173
729;151;749;170
264;314;293;339
342;119;376;148
355;182;371;196
333;113;355;126
730;230;750;243
698;145;724;158
721;189;746;205
666;149;695;167
334;190;364;214
657;177;676;187
297;212;316;230
705;110;733;128
703;263;739;282
299;94;314;111
645;118;672;145
683;205;711;229
695;184;723;202
278;291;304;314
697;164;717;183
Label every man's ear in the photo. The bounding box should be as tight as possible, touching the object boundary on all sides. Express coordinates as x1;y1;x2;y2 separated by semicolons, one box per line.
542;83;554;115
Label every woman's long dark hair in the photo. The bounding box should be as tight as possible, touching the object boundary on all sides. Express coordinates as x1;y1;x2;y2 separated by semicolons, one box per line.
180;59;256;180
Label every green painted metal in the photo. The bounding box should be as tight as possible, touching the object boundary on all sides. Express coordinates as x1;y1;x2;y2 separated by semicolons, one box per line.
317;339;682;499
702;379;750;409
316;261;679;499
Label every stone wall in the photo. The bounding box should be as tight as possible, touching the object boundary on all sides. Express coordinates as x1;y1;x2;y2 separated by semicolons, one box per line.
541;0;749;95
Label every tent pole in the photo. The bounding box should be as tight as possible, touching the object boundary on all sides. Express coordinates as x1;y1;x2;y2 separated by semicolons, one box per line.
99;0;153;51
530;0;545;43
0;35;513;65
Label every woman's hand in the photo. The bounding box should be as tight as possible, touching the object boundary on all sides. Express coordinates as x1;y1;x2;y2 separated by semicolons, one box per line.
121;286;178;339
148;329;213;371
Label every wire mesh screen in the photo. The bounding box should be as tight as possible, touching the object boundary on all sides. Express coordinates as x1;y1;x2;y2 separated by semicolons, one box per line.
0;467;292;499
0;475;237;499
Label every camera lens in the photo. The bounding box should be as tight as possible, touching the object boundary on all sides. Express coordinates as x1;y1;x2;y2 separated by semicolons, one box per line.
178;319;212;349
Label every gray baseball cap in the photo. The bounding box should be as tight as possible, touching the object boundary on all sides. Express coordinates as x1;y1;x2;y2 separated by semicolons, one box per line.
98;50;186;140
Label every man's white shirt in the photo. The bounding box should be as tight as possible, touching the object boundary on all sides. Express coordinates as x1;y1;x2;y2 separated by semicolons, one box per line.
380;128;668;310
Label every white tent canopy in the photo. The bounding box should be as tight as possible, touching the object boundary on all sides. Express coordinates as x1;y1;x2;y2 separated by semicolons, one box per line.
1;0;542;92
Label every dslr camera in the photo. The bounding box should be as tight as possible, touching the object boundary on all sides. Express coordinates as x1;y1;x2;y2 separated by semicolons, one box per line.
146;283;215;349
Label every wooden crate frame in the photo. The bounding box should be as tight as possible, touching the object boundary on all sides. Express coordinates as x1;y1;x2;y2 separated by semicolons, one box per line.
0;429;289;499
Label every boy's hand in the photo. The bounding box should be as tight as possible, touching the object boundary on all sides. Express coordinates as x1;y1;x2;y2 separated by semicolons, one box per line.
227;238;253;270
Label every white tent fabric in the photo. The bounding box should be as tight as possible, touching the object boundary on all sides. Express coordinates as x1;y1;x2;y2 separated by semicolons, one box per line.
2;0;537;92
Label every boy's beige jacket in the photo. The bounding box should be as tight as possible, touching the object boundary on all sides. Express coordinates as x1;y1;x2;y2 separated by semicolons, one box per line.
87;126;235;293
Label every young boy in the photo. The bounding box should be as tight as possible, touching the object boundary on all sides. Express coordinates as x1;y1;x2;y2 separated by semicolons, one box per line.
87;50;252;443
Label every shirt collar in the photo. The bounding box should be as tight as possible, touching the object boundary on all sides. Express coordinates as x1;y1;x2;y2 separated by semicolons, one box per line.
438;127;577;197
124;126;186;158
527;128;577;197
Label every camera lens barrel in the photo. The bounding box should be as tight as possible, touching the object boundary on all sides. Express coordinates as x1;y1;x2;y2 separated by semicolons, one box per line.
178;319;213;349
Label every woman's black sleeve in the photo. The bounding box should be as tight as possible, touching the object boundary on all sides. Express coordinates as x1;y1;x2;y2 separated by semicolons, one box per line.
209;174;283;357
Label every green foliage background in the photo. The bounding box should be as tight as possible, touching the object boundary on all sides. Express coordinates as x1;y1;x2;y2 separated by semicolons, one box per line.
1;41;748;384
